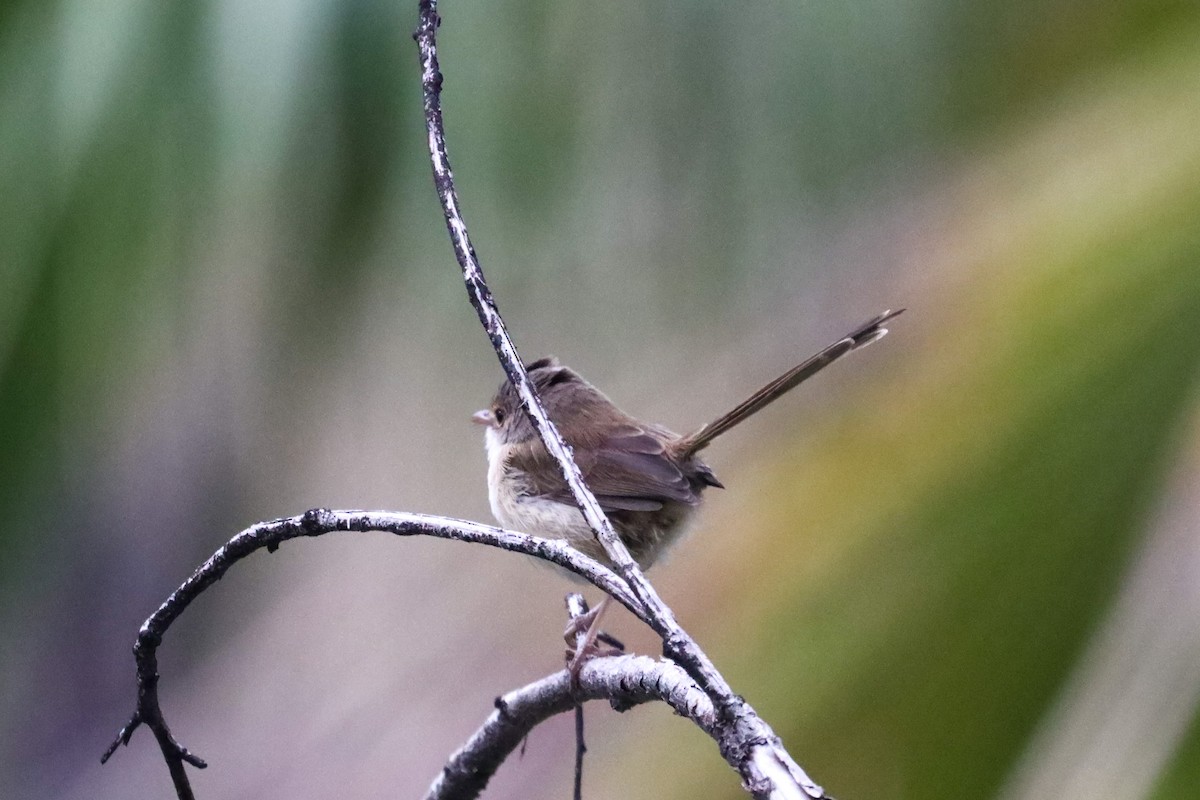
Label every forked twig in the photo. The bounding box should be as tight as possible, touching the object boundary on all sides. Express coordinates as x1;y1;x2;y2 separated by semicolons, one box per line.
103;3;842;798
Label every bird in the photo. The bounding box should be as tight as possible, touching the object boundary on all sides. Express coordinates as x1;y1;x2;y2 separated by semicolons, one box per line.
472;309;903;574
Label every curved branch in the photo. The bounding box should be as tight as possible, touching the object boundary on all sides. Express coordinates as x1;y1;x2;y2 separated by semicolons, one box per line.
415;0;725;707
414;0;646;581
414;3;827;797
425;655;716;800
101;509;643;799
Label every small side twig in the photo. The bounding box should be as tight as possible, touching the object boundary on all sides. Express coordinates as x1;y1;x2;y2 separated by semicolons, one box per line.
567;594;590;800
573;702;586;800
424;654;716;800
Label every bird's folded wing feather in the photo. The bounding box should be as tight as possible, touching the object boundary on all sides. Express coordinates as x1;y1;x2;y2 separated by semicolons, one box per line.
509;425;699;512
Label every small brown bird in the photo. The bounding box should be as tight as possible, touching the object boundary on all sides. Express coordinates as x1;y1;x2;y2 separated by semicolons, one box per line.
472;309;902;571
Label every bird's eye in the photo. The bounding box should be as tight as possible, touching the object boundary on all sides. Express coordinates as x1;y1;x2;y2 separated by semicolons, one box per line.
493;407;506;424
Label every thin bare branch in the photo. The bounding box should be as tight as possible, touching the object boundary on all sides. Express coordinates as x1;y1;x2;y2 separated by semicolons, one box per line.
101;509;643;798
414;2;828;796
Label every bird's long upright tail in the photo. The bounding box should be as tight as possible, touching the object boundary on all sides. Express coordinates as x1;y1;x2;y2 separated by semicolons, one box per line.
677;308;904;456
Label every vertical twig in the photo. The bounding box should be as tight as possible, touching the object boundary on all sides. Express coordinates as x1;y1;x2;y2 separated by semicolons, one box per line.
573;705;586;800
567;594;591;800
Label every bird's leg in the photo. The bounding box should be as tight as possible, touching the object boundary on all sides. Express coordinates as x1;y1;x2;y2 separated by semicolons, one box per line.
564;596;607;640
564;597;621;684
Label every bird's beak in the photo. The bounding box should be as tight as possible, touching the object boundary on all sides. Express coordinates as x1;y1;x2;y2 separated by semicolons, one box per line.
471;409;494;426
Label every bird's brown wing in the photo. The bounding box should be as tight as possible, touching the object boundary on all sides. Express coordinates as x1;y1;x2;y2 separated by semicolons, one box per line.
509;425;700;512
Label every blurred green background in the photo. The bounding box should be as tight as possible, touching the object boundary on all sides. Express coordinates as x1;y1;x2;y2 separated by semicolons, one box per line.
3;1;1200;798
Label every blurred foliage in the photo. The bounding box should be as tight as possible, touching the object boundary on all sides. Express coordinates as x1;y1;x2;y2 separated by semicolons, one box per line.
2;1;1200;799
1154;708;1200;799
756;203;1200;799
937;0;1196;131
596;8;1200;798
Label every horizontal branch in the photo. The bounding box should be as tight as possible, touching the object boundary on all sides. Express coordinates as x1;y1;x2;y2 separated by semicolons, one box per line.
101;509;646;800
425;655;716;800
127;509;645;655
